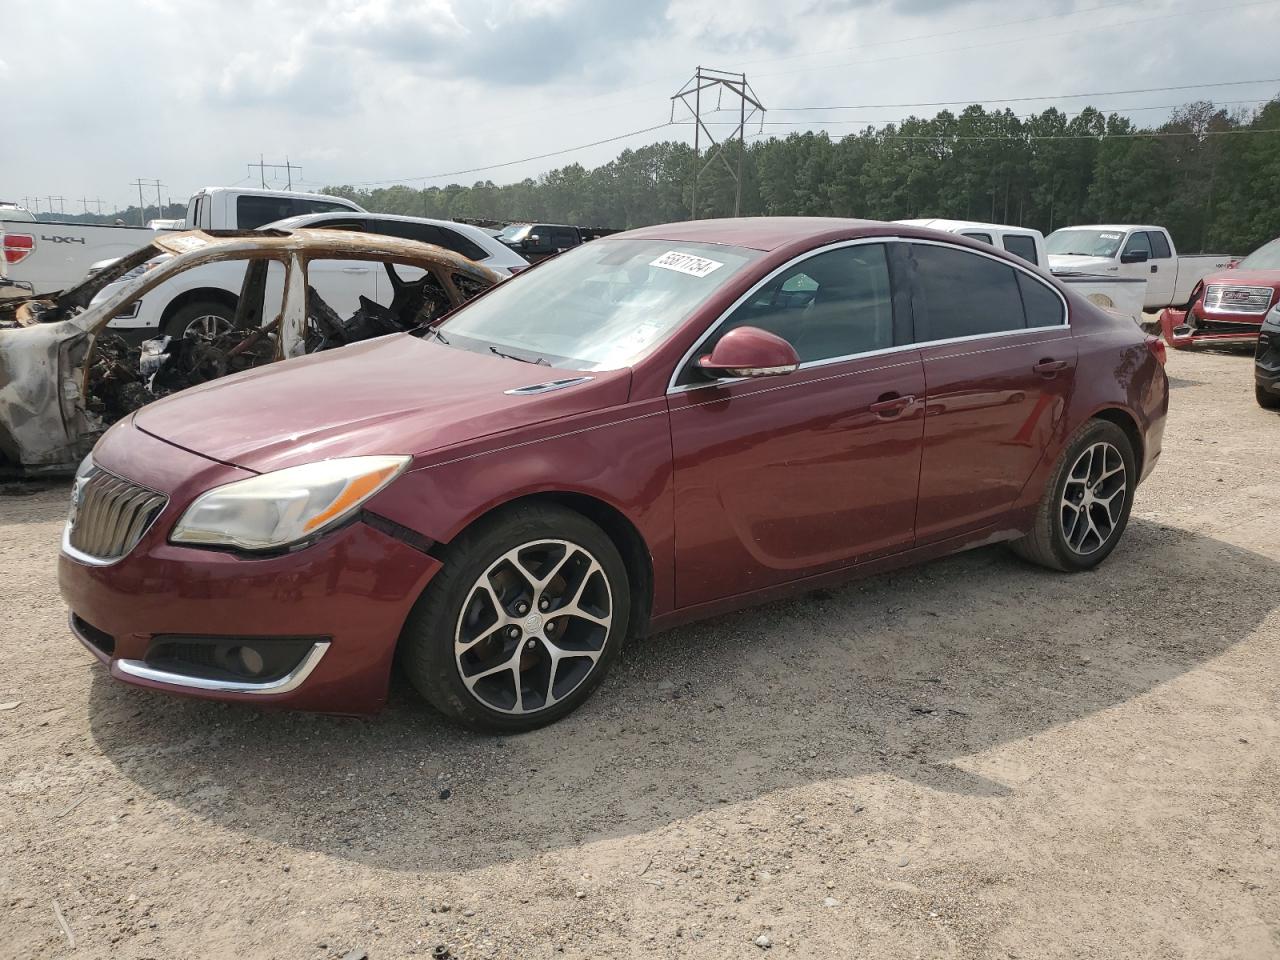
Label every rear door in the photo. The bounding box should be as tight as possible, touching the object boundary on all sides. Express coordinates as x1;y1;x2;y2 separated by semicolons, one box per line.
668;241;926;607
1144;230;1176;307
907;241;1076;542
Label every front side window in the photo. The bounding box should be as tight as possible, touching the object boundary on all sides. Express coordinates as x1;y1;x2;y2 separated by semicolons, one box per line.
910;243;1026;340
375;220;489;262
694;244;894;374
1002;234;1039;265
1122;231;1152;258
437;238;760;370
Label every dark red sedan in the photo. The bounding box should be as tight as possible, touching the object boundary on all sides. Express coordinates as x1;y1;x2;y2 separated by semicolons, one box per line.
59;218;1168;731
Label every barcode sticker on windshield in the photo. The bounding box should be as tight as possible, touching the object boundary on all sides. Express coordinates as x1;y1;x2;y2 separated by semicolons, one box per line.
650;251;724;278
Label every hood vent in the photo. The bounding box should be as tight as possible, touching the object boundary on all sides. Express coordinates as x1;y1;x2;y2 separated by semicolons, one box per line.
504;376;594;396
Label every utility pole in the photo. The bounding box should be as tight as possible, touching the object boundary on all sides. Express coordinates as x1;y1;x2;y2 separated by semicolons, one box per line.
131;178;161;225
670;66;765;219
248;156;300;190
46;196;66;215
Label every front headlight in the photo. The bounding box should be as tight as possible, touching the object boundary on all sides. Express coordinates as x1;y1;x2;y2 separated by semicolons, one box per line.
171;455;410;551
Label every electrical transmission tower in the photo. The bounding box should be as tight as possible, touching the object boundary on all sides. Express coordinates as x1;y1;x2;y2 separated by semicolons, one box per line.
248;155;301;189
670;66;765;219
130;178;164;225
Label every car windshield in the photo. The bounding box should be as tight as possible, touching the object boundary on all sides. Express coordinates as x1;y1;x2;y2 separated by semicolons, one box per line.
498;224;531;241
1238;237;1280;271
436;238;761;370
1045;229;1125;258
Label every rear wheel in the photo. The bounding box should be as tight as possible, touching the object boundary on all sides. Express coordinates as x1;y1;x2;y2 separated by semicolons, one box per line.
1009;419;1136;572
400;503;630;732
164;301;235;342
1257;384;1280;410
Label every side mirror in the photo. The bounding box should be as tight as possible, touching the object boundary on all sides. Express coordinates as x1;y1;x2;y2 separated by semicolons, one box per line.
697;326;800;379
1120;250;1149;264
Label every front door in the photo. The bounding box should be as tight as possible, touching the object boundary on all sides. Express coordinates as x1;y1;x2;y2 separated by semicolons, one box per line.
667;242;926;608
905;241;1077;542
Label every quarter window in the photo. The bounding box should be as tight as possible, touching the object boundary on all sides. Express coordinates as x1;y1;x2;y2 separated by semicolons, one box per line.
704;244;894;368
961;232;994;245
909;243;1026;340
1017;273;1065;328
1002;234;1039;265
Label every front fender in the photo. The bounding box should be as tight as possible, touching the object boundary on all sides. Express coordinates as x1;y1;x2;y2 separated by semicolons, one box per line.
363;398;677;618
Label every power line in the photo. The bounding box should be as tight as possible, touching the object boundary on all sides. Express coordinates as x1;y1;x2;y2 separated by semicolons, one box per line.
773;78;1280;112
339;122;677;187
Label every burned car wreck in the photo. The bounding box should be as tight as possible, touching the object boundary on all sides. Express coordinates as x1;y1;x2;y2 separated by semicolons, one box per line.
0;229;501;474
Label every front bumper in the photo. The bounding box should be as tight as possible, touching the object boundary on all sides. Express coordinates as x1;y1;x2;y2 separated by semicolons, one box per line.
1159;306;1262;348
57;422;442;714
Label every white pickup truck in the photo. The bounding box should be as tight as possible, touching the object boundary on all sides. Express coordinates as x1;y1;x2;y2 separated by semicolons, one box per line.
1046;224;1234;312
898;219;1149;325
0;187;363;300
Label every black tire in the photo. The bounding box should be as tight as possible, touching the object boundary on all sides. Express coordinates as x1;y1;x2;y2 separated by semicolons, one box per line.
1009;419;1137;572
1257;384;1280;410
164;300;235;341
400;502;630;732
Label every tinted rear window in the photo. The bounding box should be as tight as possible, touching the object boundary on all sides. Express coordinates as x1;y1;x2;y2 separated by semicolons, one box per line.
1002;234;1039;265
237;195;354;230
910;244;1026;340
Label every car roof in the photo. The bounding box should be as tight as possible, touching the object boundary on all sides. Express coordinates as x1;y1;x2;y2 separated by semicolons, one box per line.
272;212;490;233
617;217;908;252
151;229;501;280
1055;224;1160;233
896;218;1041;237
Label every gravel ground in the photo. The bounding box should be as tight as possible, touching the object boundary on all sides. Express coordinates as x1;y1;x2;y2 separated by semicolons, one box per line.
1;347;1277;960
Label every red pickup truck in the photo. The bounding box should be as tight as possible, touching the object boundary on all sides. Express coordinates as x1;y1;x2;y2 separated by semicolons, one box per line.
1160;236;1280;348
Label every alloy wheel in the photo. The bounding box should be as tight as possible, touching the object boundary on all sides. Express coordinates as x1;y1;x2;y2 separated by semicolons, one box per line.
1060;441;1127;556
454;539;613;715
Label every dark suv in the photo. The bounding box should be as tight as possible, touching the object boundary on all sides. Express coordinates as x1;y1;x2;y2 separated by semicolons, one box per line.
496;223;587;262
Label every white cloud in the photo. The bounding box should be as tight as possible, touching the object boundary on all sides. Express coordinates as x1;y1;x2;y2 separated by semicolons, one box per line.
2;0;1278;209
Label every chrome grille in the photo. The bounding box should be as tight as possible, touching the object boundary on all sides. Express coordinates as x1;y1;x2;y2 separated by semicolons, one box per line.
66;469;167;562
1203;283;1274;315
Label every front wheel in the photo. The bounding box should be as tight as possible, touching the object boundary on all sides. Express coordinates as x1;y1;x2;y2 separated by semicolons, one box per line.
1257;384;1280;410
164;301;235;342
1009;419;1136;572
400;503;630;732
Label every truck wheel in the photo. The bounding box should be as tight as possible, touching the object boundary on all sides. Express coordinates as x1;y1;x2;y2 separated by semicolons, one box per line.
399;502;630;732
1009;419;1136;572
1257;384;1280;410
165;301;235;342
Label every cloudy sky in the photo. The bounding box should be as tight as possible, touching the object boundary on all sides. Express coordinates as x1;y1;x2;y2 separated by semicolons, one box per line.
6;0;1280;213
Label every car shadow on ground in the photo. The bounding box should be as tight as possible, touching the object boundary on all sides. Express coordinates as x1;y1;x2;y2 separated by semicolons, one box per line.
87;517;1278;873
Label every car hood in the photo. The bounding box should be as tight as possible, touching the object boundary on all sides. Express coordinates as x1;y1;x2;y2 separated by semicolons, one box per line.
1200;268;1280;289
1048;255;1119;273
131;334;632;474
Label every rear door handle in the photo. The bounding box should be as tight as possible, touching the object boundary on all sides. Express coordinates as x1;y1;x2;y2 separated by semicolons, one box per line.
1151;264;1158;274
869;394;916;418
1034;359;1069;376
341;266;370;273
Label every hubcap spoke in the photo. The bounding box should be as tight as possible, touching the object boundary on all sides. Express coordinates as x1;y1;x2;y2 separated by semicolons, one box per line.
455;538;613;716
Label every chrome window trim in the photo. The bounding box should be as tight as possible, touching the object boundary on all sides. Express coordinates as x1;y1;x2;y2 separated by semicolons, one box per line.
116;641;331;695
666;235;1069;395
666;236;901;394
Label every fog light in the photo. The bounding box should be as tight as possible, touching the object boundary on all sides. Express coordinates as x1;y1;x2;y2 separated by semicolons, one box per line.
234;646;266;676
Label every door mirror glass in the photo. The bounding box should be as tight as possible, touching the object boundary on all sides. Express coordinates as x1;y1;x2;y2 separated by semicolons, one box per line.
1120;250;1149;264
697;326;800;379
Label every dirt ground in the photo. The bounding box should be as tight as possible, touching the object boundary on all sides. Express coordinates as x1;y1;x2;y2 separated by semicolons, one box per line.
1;346;1277;960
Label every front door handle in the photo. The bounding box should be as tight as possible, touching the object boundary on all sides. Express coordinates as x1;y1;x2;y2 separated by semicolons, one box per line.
869;394;916;419
1034;358;1069;376
341;266;370;273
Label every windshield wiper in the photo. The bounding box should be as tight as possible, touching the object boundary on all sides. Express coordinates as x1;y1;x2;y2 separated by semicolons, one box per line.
489;344;549;366
429;327;450;345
